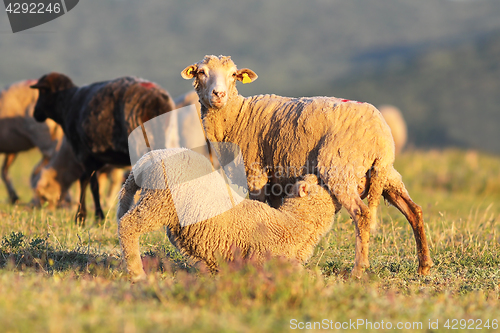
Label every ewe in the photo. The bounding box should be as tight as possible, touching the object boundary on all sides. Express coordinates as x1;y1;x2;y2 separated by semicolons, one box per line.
117;148;336;282
181;55;433;277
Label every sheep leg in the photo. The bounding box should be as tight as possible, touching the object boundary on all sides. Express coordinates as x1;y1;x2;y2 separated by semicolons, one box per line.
75;174;90;226
366;164;386;231
337;192;372;278
119;213;147;282
2;153;19;204
89;171;105;221
382;167;433;275
118;197;166;282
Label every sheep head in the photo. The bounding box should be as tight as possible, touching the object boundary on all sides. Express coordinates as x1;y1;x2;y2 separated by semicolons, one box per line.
181;55;257;110
33;168;61;208
31;72;75;123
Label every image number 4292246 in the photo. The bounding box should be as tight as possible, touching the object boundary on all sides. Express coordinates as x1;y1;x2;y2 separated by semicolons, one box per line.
3;0;79;33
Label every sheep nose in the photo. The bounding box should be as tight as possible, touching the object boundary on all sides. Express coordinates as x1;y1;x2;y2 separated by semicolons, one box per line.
212;89;226;98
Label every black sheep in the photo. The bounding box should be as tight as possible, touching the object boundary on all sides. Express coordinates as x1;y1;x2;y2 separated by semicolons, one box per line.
31;73;175;224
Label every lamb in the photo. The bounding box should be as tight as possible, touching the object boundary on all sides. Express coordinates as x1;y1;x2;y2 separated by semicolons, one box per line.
32;136;125;209
31;73;175;224
117;148;336;282
0;79;63;204
379;105;408;155
181;55;433;277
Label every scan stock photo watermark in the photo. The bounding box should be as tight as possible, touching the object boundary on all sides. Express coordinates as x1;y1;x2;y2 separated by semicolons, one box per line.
3;0;79;33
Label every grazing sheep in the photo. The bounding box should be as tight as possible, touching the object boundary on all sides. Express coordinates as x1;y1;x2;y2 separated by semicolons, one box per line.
0;80;63;204
31;73;175;224
181;55;433;277
117;148;336;281
32;136;125;209
379;105;408;155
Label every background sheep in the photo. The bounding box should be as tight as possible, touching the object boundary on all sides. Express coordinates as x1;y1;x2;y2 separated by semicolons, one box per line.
0;80;63;204
181;55;433;277
117;148;336;281
32;136;125;209
31;73;175;224
32;90;204;213
379;105;408;155
31;92;202;211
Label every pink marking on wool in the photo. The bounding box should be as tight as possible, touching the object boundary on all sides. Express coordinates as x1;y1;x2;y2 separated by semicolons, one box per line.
139;81;156;89
340;98;363;104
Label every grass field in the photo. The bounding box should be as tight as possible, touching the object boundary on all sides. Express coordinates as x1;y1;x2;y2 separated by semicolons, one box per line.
0;149;499;332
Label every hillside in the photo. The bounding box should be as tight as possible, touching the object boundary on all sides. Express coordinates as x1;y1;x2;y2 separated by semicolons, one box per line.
1;0;500;96
327;30;500;153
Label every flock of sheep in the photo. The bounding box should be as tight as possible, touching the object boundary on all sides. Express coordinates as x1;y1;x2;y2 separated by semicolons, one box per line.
1;54;431;280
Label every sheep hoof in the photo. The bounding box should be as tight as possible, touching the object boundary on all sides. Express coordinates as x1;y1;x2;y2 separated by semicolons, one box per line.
350;266;365;279
95;209;105;222
9;194;20;204
130;272;147;283
417;262;433;275
75;212;86;226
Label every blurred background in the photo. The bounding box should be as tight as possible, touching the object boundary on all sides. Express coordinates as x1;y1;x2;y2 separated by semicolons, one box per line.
1;0;499;153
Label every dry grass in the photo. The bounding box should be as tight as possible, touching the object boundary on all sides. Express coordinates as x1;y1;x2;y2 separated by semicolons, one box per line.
0;148;499;332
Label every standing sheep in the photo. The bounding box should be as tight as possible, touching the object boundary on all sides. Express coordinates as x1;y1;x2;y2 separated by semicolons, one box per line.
117;148;336;282
31;73;175;224
181;55;433;277
379;105;408;155
0;80;63;203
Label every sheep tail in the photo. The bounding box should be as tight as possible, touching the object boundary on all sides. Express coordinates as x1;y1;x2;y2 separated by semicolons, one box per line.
117;170;140;221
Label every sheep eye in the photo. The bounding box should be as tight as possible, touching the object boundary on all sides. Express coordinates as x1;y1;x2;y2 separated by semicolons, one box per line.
198;70;205;76
232;73;237;77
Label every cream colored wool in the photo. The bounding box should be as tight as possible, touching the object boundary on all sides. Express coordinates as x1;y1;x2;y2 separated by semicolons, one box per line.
181;55;433;277
117;148;336;282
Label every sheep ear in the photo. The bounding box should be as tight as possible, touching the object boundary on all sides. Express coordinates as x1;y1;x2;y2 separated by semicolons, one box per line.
181;65;197;79
298;183;309;197
30;80;49;90
236;68;258;84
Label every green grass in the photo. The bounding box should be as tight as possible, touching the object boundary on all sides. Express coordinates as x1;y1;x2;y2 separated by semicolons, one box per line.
0;148;499;332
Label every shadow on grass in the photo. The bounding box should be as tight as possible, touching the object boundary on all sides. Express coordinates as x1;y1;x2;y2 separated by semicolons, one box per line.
0;231;195;277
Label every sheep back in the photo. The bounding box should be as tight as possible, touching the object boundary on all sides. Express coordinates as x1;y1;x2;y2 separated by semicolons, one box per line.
0;80;61;155
224;95;395;192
